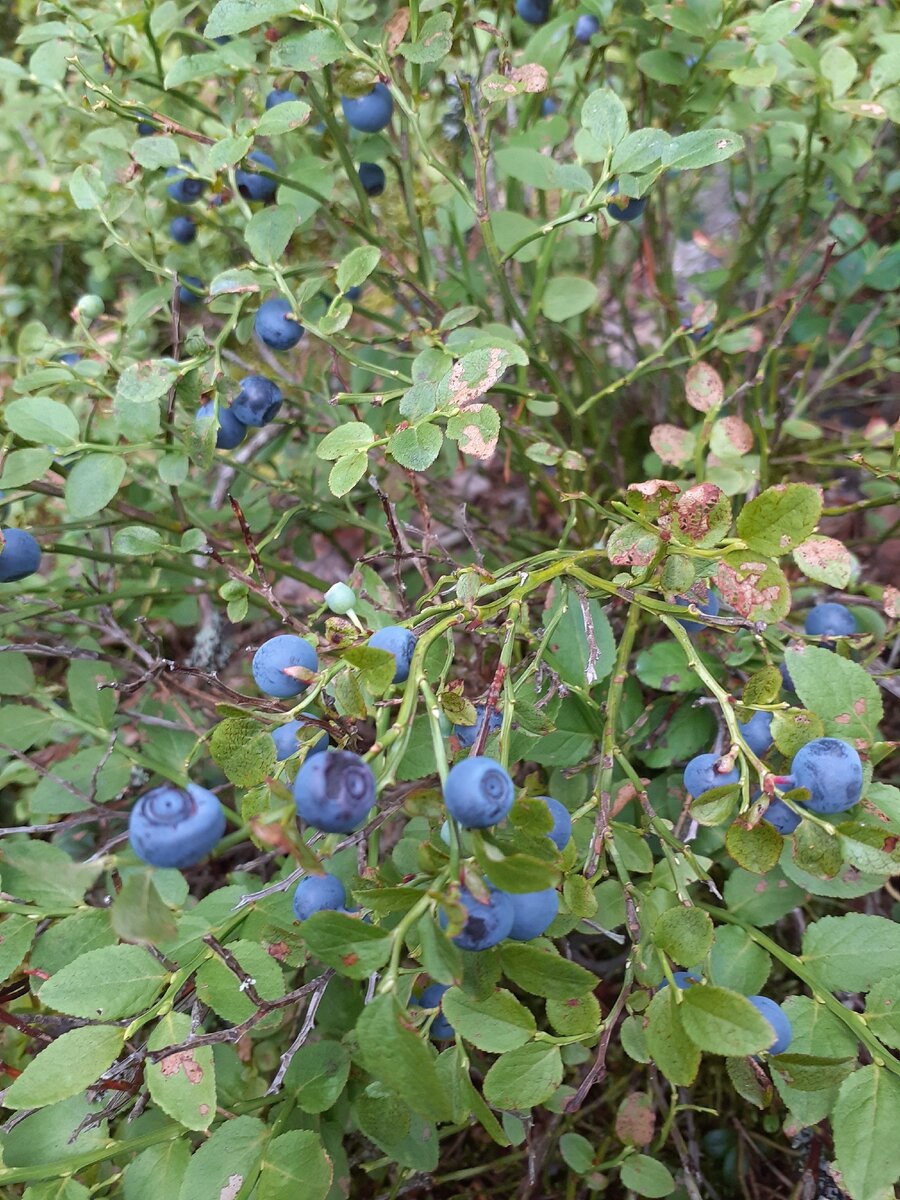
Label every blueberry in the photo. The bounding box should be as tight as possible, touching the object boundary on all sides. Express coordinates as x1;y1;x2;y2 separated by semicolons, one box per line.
292;749;376;833
340;83;394;133
166;161;206;204
607;180;647;222
675;587;719;632
265;88;295;110
198;401;248;450
574;13;600;41
748;995;792;1055
0;529;42;583
508;888;559;940
272;718;329;762
540;796;572;850
440;885;515;951
415;983;454;1039
804;602;857;640
680;318;713;342
358;161;386;197
541;97;559;116
170;215;197;244
252;634;318;698
452;704;502;749
324;582;356;614
658;969;703;991
128;782;226;869
762;797;801;835
55;352;81;367
212;35;231;46
788;737;862;814
137;120;156;136
779;661;796;694
683;752;739;798
235;150;278;202
444;756;515;829
367;625;417;684
343;286;363;302
292;871;346;920
516;0;551;24
738;711;773;758
254;298;304;351
684;54;699;68
231;375;283;426
177;275;204;306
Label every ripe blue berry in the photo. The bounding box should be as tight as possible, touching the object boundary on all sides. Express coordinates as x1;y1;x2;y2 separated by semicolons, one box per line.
198;401;247;450
265;88;295;110
762;797;801;835
738;711;773;757
367;625;417;684
452;704;501;749
137;120;156;136
804;602;857;640
508;888;559;940
252;634;318;698
272;718;328;762
56;352;81;366
541;97;559;116
676;587;719;632
415;983;454;1039
292;749;376;833
166;161;206;204
254;297;304;351
444;756;515;829
358;162;386;197
177;275;203;306
341;84;393;133
658;970;703;991
788;737;862;814
540;796;572;850
292;872;346;920
235;150;278;202
683;752;739;798
607;180;647;222
779;661;796;694
343;286;363;303
516;0;551;24
128;782;226;869
748;995;792;1055
231;375;283;426
574;13;600;41
440;885;515;951
0;529;42;583
170;215;197;244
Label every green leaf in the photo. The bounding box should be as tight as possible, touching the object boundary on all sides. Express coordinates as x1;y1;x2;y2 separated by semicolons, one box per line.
64;453;126;518
747;0;813;44
336;246;381;293
494;147;590;191
69;164;107;210
714;551;791;623
708;926;771;995
653;907;714;966
483;1041;563;1110
110;871;178;945
546;990;602;1037
257;1130;333;1200
680;985;774;1056
784;645;883;742
580;87;629;154
0;839;102;908
611;128;671;174
637;49;689;84
769;1053;856;1093
195;939;285;1022
793;535;853;588
619;1155;676;1197
5;397;79;445
661;129;744;170
802;913;900;993
441;986;536;1052
123;1141;190;1200
0;914;37;984
540;276;598;322
635;640;703;693
0;448;53;487
400;11;453;63
132;136;181;169
864;975;900;1049
4;1025;126;1109
283;1041;351;1112
644;988;700;1086
301;911;391;979
501;943;597;999
40;943;167;1020
177;1115;268;1200
472;844;560;894
832;1065;900;1200
355;994;453;1123
112;526;164;557
792;819;843;879
206;0;298;37
560;1132;596;1173
735;482;822;557
256;99;312;135
389;423;443;472
270;28;344;70
725;819;784;874
146;1011;217;1131
245;205;296;264
415;916;463;986
209;717;276;787
0;650;35;697
342;645;398;695
317;421;376;461
543;586;615;688
772;996;859;1125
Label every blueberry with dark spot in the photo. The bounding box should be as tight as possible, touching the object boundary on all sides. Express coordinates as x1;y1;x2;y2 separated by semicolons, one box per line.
292;749;377;832
439;884;514;951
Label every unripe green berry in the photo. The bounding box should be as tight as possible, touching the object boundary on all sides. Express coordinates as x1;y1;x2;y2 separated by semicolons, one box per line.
76;294;105;321
325;582;356;614
183;328;209;356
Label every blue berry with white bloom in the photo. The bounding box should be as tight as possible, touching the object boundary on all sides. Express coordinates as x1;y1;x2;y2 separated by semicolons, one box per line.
252;634;318;698
129;783;226;869
292;872;346;920
444;756;515;829
748;995;792;1055
508;888;559;940
367;625;417;684
255;298;304;351
292;749;376;833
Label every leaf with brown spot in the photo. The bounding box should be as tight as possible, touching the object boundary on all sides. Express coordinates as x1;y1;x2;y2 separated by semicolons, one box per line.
384;7;410;53
670;482;731;548
650;423;695;467
793;535;852;588
715;552;790;622
438;348;511;409
710;415;754;458
615;1090;656;1147
626;479;681;519
607;521;661;567
685;361;723;412
147;1011;217;1130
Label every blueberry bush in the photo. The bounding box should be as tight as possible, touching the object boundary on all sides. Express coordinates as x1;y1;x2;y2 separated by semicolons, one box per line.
0;1;898;1198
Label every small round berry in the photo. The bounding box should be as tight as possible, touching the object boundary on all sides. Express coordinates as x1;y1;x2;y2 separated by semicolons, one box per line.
415;983;454;1039
177;275;204;306
358;162;386;197
658;970;703;991
198;401;248;450
762;797;801;835
607;180;647;222
439;885;515;951
252;634;318;698
0;529;42;583
231;375;283;426
128;782;226;869
340;83;394;133
541;97;559;116
292;872;346;920
265;88;295;110
508;888;559;940
738;711;773;758
540;796;572;850
367;625;417;684
748;995;792;1055
324;582;356;614
804;602;857;640
170;215;197;244
516;0;551;25
676;588;719;633
444;756;515;829
254;297;304;351
788;737;862;814
452;704;501;749
235;150;278;202
272;718;328;762
292;749;376;833
574;13;600;42
683;752;739;798
137;120;156;136
166;161;206;204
